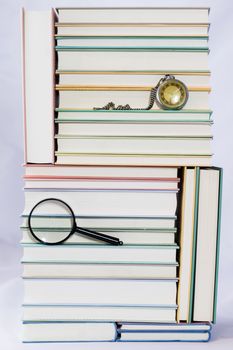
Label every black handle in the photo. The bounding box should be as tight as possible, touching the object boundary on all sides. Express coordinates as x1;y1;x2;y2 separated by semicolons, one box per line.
76;226;123;246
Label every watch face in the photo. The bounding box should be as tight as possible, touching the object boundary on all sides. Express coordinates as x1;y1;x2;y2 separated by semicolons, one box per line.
156;78;189;110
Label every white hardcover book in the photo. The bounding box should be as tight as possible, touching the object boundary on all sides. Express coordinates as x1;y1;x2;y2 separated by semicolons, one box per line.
23;305;177;323
24;279;177;305
23;189;178;216
22;263;178;279
55;108;212;125
58;90;209;110
24;179;179;190
21;216;177;230
193;168;220;322
23;322;117;342
24;165;178;178
22;228;176;245
119;322;211;331
57;122;212;137
56;136;212;155
58;73;210;88
22;9;55;163
56;37;208;48
56;110;212;122
177;168;196;321
119;331;210;342
22;245;178;264
57;8;209;23
57;50;209;71
56;25;209;37
55;154;212;167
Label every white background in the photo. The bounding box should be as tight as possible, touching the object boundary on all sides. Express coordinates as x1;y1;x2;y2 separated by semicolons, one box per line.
0;0;233;349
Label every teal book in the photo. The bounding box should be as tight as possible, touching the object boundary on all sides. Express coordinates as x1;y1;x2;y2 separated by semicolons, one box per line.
212;167;223;323
191;167;223;322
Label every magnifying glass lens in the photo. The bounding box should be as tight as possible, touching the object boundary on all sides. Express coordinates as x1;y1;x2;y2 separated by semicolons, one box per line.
28;199;75;244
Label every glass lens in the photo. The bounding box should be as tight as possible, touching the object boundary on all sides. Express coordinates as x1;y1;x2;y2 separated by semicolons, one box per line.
163;84;182;105
28;199;75;244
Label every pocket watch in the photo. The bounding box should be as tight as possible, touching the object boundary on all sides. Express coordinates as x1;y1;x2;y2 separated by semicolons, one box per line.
93;74;189;111
155;75;189;110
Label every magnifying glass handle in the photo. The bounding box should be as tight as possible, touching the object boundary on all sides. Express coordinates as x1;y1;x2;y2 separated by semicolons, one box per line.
76;226;123;246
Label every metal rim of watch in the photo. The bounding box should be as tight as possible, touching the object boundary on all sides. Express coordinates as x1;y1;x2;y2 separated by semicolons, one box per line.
155;78;189;110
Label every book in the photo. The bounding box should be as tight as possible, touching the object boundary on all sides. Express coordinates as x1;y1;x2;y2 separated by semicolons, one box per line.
23;279;178;306
57;49;209;71
55;134;212;153
22;9;55;163
57;7;210;24
56;109;212;122
119;322;211;331
24;165;179;178
55;153;212;166
118;330;210;342
21;215;177;230
24;178;180;190
23;322;117;342
55;36;209;49
57;71;211;87
55;135;212;155
57;89;209;110
185;167;200;323
56;24;210;37
22;228;177;245
56;120;212;137
193;167;222;322
22;262;178;279
23;188;178;217
23;304;177;323
177;167;198;322
22;245;178;264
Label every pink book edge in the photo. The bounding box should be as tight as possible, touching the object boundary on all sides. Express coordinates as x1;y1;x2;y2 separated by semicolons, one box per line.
23;175;180;182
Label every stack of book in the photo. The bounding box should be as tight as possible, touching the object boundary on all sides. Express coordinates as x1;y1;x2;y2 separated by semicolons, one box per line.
22;165;180;342
21;7;222;343
55;7;212;167
117;322;212;342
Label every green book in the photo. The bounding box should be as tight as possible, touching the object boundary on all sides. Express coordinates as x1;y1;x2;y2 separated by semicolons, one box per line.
190;167;223;323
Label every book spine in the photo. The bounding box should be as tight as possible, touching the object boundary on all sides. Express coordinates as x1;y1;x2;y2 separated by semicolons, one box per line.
21;8;27;163
212;168;223;323
188;167;200;322
22;9;56;164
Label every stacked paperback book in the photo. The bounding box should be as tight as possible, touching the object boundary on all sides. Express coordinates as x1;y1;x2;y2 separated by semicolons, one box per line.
21;7;222;343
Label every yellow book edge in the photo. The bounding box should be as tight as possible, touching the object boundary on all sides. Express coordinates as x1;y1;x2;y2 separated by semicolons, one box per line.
55;85;211;92
176;167;197;322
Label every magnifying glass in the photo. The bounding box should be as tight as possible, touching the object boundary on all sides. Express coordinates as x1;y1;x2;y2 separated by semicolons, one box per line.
28;198;123;246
